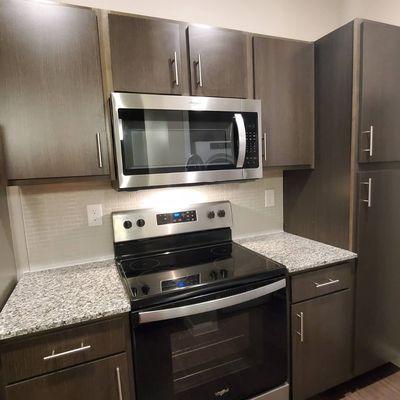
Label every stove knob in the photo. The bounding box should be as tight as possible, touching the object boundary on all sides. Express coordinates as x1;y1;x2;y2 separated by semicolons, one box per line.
207;211;215;219
210;270;218;280
217;210;226;218
131;287;138;297
136;219;146;228
142;285;150;295
123;220;133;229
220;269;228;279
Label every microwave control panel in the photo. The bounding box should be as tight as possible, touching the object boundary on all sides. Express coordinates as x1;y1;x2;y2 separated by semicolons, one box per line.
243;112;259;168
156;210;197;225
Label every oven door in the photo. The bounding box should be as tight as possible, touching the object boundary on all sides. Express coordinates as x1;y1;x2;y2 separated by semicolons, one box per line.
111;93;262;189
131;278;288;400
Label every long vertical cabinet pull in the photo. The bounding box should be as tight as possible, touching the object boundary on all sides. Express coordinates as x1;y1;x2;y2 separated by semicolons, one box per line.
362;125;374;157
361;178;372;208
116;367;123;400
172;51;179;86
263;132;267;161
296;312;304;343
195;54;203;87
96;132;103;169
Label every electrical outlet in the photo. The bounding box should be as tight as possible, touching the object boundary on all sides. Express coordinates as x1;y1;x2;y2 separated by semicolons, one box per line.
87;204;103;226
265;189;275;208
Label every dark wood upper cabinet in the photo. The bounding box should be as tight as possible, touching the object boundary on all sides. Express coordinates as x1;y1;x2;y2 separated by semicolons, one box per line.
0;0;109;181
355;169;400;375
187;26;249;98
254;36;314;167
292;289;353;400
108;14;184;95
359;22;400;163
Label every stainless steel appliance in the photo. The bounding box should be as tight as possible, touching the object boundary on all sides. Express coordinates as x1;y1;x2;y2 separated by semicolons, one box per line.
113;201;289;400
110;93;262;190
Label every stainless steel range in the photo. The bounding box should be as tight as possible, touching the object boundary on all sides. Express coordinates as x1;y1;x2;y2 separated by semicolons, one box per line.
112;201;289;400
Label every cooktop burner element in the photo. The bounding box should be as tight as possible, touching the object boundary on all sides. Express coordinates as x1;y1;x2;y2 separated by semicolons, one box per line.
112;201;286;309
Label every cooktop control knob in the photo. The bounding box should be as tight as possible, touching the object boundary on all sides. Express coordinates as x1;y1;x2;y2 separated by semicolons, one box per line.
210;270;218;280
136;219;146;228
217;210;226;218
131;287;138;297
123;220;133;229
220;269;228;278
207;211;215;219
142;285;150;295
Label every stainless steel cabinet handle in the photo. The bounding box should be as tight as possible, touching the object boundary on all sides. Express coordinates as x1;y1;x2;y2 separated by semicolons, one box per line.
362;125;374;157
116;367;123;400
96;132;103;168
172;51;179;86
263;132;267;161
296;312;304;343
195;54;203;87
314;278;340;288
43;343;91;361
361;178;372;208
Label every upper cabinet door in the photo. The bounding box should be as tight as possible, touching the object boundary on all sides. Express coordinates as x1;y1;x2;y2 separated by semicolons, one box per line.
0;0;109;181
254;36;314;167
360;22;400;163
188;26;249;98
109;15;183;95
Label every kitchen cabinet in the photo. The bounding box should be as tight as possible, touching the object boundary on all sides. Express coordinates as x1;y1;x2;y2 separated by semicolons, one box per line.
253;36;314;168
5;353;130;400
108;14;184;95
291;262;355;400
187;25;249;98
355;169;400;375
0;0;109;181
359;22;400;163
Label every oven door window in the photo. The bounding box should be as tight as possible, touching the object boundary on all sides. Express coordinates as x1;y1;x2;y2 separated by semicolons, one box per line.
132;282;287;400
118;109;239;175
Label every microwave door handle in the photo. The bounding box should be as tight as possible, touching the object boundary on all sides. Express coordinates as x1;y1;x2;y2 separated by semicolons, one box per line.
138;279;286;324
234;113;246;168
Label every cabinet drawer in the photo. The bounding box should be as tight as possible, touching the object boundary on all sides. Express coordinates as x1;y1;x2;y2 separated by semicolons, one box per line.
291;262;354;303
1;316;128;384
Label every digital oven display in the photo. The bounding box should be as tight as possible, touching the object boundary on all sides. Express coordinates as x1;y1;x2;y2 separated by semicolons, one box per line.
161;274;200;292
156;210;197;225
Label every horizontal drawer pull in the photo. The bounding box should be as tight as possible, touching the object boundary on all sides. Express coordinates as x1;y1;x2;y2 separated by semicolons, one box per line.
43;343;91;361
314;278;340;288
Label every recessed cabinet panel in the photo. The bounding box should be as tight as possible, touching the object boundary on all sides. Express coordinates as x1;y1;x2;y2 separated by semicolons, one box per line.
0;0;109;180
355;169;400;374
359;22;400;163
254;37;314;167
188;26;248;98
292;290;353;400
109;14;183;95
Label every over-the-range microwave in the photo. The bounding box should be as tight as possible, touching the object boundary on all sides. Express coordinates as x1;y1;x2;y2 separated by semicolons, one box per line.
110;93;263;190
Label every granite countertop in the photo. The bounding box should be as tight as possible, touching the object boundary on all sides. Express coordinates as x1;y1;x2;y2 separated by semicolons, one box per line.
0;260;131;341
236;232;357;274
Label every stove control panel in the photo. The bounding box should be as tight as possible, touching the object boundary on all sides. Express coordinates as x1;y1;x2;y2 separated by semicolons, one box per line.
156;210;197;225
161;274;200;292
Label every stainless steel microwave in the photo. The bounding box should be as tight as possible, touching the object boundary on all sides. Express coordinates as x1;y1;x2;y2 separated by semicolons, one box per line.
110;93;262;190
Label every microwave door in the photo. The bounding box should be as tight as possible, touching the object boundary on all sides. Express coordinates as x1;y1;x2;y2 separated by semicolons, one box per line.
234;113;246;169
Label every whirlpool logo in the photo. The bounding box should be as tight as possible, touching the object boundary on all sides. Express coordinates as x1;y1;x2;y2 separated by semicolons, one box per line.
214;387;230;397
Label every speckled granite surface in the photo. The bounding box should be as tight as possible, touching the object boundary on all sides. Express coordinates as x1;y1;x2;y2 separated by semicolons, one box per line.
0;260;131;341
236;232;357;274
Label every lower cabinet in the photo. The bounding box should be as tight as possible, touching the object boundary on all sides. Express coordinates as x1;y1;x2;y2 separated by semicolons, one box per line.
5;353;130;400
290;263;355;400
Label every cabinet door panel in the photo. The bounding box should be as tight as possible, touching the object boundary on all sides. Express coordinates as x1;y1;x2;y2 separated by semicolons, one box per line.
0;0;108;180
188;26;248;98
292;290;353;400
109;14;182;95
355;169;400;375
254;37;314;167
359;22;400;163
5;353;131;400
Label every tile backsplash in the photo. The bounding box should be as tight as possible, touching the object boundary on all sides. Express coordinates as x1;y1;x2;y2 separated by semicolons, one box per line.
18;171;283;272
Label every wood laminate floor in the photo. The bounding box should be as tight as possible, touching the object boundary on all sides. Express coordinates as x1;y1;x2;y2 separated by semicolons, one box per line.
311;364;400;399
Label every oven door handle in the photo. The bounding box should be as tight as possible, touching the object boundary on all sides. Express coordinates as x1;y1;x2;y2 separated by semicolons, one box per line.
138;279;286;324
234;113;246;168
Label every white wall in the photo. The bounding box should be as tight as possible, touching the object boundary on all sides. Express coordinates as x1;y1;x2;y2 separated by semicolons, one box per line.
63;0;345;41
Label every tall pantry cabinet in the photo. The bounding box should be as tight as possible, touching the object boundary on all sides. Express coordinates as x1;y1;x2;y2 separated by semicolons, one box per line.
284;19;400;376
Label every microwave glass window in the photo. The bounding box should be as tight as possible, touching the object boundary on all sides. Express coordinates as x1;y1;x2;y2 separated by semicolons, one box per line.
118;109;238;174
